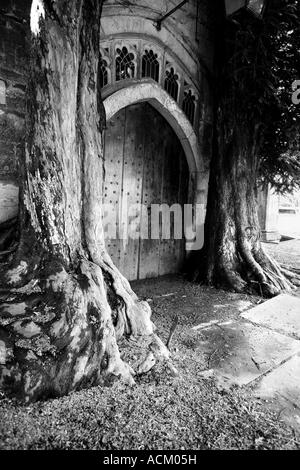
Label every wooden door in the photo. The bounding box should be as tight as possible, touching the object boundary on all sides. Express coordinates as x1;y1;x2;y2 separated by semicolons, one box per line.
103;102;189;281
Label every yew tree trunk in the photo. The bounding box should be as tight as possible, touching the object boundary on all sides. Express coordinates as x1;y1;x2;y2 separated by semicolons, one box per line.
192;114;299;296
0;0;167;402
190;5;300;297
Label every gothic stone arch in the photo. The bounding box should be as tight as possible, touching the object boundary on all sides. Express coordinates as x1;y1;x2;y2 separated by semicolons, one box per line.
103;81;203;175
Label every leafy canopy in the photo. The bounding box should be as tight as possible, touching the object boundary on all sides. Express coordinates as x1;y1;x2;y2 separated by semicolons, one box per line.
223;0;300;193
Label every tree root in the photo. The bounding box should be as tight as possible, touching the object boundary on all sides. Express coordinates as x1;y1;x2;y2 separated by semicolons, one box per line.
0;259;130;400
96;251;154;339
281;264;300;276
279;266;300;286
0;252;177;401
201;241;298;298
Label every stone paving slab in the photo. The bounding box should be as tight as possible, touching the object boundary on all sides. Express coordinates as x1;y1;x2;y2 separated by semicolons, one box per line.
253;354;300;430
198;320;300;388
241;294;300;340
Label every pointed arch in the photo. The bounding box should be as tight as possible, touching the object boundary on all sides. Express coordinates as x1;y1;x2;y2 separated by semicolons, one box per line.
103;81;203;174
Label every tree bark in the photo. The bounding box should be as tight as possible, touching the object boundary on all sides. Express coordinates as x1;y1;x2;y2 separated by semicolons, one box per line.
191;112;300;297
189;5;300;297
0;0;168;402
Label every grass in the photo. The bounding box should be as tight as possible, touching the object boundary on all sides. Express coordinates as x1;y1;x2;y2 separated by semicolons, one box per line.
1;370;298;450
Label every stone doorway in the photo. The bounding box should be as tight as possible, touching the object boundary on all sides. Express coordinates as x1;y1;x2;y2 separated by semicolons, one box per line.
103;101;189;280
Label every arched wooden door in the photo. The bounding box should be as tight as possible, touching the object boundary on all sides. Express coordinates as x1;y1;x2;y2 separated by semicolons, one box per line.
103;102;189;280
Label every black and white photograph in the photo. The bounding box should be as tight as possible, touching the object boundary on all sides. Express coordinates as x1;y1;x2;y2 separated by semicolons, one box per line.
0;0;300;454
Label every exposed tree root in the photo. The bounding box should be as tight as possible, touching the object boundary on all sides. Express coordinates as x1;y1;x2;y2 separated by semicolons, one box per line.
281;264;300;276
279;266;300;286
193;236;298;298
0;252;175;402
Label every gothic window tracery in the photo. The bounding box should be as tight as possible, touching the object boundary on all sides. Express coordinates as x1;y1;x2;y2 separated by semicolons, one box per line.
142;49;160;82
164;67;179;101
99;54;109;88
98;39;198;129
115;46;135;81
182;89;196;124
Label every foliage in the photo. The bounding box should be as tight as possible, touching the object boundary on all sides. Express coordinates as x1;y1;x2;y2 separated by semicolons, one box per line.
259;0;300;193
222;0;300;193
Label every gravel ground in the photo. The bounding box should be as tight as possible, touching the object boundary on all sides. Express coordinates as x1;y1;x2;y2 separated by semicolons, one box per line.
1;275;299;450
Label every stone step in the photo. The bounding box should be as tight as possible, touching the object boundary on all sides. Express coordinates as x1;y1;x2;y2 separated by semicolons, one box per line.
241;294;300;340
253;354;300;430
197;320;300;388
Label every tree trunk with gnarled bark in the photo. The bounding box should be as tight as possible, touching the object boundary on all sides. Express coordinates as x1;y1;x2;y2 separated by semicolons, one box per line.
0;0;169;402
189;4;300;297
191;112;300;297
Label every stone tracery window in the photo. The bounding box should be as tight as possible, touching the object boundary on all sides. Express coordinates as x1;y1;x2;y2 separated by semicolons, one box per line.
98;39;199;129
182;89;196;125
142;49;160;82
164;67;179;101
115;46;135;81
99;54;109;88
